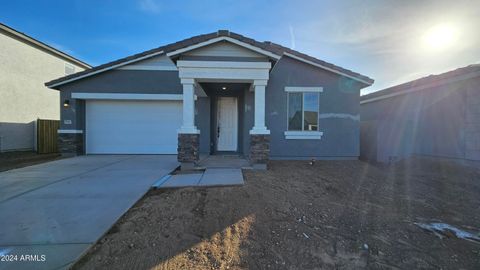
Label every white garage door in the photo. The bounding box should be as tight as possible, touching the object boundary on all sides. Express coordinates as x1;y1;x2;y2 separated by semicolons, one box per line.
86;100;182;154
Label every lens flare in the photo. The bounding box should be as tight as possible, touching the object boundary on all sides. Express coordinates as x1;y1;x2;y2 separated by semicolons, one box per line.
422;24;458;50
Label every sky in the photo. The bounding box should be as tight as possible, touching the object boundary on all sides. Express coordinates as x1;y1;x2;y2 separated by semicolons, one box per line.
2;0;480;94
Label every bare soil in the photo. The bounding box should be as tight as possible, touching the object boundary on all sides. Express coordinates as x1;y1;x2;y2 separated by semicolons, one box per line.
74;157;480;269
0;151;62;172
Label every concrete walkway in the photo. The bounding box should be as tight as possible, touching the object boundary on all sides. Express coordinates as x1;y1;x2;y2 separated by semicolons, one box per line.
154;168;244;188
153;155;247;189
197;155;250;169
0;155;178;270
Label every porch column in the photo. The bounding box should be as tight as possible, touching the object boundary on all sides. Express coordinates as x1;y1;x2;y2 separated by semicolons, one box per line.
178;78;199;169
179;78;199;134
249;79;270;169
250;80;270;135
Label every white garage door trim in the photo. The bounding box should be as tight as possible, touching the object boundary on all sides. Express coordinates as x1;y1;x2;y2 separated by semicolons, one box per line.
72;93;184;101
86;100;182;154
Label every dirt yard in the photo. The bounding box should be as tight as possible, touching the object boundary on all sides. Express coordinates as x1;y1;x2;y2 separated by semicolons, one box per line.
0;151;61;172
74;157;480;269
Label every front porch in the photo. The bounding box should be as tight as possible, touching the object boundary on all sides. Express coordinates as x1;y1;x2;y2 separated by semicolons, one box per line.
175;60;272;169
198;154;250;169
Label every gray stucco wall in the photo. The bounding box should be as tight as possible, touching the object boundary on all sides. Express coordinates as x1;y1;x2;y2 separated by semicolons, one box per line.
243;89;255;156
465;78;480;160
266;56;363;159
359;121;377;161
56;57;365;159
0;122;35;152
0;30;86;151
360;75;480;162
60;70;182;94
59;70;182;130
195;97;210;154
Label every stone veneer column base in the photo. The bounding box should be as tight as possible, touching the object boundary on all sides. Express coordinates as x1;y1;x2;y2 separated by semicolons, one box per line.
58;133;84;156
249;134;270;169
178;133;200;169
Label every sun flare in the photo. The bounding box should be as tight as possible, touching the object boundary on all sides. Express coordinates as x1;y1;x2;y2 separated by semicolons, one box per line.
422;24;458;50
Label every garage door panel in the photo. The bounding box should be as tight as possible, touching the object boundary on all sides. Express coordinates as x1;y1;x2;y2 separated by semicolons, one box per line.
86;100;182;154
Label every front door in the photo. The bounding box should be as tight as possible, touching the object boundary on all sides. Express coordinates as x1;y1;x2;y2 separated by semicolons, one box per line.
217;97;238;151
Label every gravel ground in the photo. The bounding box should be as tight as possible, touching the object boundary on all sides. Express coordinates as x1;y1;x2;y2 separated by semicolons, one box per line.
0;151;61;172
74;157;480;269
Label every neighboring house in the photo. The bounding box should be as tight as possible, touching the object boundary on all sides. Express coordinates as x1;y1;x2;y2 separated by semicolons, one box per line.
45;30;373;168
0;23;90;152
360;64;480;162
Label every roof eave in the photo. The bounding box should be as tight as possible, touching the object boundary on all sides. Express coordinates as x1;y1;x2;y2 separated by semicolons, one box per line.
45;50;166;89
282;53;374;86
360;69;480;104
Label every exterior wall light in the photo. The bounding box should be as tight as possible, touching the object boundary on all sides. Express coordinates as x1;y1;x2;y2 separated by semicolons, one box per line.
222;87;227;90
63;99;70;108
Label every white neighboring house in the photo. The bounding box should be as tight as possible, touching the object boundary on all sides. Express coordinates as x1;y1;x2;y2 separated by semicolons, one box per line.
0;23;90;152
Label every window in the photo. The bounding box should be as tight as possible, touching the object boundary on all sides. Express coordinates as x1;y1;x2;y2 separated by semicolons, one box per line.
287;92;319;131
285;87;323;139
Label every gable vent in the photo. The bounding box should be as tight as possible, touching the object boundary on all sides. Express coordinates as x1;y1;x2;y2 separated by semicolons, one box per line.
65;63;75;75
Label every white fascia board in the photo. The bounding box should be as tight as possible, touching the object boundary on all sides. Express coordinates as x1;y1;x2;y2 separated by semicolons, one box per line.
177;60;271;81
167;36;281;60
48;51;165;88
360;70;480;104
177;127;201;134
249;129;271;135
360;90;416;105
118;65;178;71
283;52;372;85
58;129;83;134
177;60;271;69
284;131;323;140
71;93;183;101
285;87;323;92
179;68;269;81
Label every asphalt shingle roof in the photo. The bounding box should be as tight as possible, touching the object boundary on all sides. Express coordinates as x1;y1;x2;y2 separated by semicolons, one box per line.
361;64;480;101
46;30;374;88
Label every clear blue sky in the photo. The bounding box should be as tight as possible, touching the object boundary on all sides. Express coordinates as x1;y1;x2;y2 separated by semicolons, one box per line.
2;0;479;94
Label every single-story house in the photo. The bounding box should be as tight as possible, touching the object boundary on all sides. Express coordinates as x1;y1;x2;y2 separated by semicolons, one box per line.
45;30;373;168
0;23;90;152
360;64;480;163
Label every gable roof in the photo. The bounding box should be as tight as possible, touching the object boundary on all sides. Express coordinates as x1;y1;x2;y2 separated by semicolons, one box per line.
46;30;374;88
361;64;480;104
0;23;91;69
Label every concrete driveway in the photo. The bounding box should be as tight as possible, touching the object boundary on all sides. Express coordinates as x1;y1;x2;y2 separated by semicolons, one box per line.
0;155;178;270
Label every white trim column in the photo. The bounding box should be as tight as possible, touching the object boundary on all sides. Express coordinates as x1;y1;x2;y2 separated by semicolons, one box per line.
250;79;270;135
178;78;199;134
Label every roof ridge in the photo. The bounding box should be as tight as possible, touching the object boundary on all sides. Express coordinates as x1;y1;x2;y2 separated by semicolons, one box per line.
46;30;373;88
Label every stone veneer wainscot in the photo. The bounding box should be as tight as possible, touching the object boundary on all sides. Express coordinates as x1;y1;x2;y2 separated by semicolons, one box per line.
177;133;200;163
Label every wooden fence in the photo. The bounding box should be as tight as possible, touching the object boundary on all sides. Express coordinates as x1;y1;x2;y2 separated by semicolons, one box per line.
37;119;60;154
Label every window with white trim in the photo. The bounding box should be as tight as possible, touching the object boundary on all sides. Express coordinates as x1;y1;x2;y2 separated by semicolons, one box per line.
287;91;320;131
284;87;323;140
